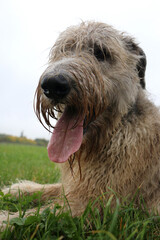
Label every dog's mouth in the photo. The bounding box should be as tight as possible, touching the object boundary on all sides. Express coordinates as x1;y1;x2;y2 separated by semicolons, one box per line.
47;106;84;163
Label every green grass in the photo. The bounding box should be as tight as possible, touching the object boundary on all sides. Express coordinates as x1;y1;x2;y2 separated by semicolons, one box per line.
0;143;160;239
0;143;60;186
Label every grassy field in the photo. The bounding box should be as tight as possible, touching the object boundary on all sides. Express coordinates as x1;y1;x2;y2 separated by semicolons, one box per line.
0;143;60;186
0;143;160;239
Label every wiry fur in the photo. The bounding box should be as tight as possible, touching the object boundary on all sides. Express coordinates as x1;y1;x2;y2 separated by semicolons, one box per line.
1;21;160;227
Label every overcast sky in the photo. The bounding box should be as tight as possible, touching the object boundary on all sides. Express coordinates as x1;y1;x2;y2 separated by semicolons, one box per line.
0;0;160;140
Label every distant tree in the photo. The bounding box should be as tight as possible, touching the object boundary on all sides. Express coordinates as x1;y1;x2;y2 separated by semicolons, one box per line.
35;138;48;147
0;134;48;146
20;131;24;138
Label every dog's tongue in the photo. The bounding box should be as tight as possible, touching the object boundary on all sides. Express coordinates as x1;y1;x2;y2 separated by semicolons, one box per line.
47;109;83;163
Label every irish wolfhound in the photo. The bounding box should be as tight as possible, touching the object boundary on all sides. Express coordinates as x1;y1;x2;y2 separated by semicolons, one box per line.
1;21;160;226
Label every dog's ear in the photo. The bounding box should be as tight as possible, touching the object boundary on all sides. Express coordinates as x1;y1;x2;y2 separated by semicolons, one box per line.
124;38;147;89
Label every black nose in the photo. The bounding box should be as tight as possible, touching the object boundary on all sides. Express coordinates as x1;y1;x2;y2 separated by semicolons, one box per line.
41;74;70;99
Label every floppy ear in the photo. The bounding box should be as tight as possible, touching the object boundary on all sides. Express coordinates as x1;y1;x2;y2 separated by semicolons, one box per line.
125;38;147;89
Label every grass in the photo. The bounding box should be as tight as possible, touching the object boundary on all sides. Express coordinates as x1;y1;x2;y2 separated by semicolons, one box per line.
0;143;160;239
0;143;60;186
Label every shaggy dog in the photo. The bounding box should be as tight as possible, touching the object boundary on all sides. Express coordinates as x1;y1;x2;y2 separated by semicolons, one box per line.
1;22;160;226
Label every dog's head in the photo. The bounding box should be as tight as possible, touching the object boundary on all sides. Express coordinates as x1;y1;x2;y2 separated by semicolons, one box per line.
35;22;146;164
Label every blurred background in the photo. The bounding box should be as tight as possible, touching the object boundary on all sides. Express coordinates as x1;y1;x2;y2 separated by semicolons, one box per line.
0;0;160;140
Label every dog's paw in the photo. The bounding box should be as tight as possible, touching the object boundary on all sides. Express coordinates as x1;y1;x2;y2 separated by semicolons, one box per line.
2;180;41;197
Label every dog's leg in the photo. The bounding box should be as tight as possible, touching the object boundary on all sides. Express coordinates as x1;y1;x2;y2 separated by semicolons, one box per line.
0;183;64;230
0;209;33;229
0;203;57;230
2;181;62;200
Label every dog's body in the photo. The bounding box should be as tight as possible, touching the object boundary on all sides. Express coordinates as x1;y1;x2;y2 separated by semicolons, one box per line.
1;22;160;226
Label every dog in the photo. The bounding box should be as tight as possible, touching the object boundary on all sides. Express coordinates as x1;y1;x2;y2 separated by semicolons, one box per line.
1;21;160;227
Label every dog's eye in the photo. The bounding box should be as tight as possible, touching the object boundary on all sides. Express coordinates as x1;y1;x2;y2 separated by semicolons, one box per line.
93;44;110;62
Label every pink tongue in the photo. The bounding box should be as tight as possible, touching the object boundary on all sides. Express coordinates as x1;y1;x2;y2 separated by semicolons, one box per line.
47;109;83;163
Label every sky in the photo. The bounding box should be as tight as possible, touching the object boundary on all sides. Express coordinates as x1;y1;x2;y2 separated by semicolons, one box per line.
0;0;160;140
